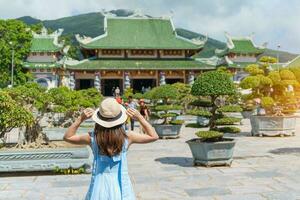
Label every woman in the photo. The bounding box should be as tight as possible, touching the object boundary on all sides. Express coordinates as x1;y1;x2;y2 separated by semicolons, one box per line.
64;98;158;200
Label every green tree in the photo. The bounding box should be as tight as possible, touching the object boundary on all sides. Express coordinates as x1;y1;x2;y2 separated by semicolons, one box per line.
149;84;183;125
48;87;102;126
0;90;33;143
0;19;33;88
5;82;51;147
191;71;236;129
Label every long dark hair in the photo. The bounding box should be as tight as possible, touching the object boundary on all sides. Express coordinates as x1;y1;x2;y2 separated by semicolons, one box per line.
94;124;127;157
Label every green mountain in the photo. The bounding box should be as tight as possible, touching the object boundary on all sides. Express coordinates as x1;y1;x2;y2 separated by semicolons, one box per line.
17;10;297;62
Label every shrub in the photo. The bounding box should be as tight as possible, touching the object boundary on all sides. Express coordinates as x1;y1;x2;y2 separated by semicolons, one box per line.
217;105;243;113
216;117;241;125
133;93;144;100
215;126;241;134
170;120;184;125
245;64;264;75
261;97;275;109
240;76;260;89
155;105;183;111
151;84;178;101
185;123;208;128
191;71;236;97
189;99;213;107
195;131;223;142
280;69;296;80
268;71;281;85
187;109;212;117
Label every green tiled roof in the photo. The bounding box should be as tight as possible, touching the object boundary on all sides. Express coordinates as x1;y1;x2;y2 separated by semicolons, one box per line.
80;18;204;50
66;59;215;70
31;38;62;52
23;61;61;68
229;39;264;54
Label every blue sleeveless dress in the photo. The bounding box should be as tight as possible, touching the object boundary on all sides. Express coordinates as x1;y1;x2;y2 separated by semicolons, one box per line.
85;132;136;200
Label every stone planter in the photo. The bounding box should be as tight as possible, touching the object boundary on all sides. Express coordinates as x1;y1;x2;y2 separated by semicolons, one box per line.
186;138;235;167
152;124;182;139
196;116;210;126
250;115;297;136
0;147;92;173
241;110;254;119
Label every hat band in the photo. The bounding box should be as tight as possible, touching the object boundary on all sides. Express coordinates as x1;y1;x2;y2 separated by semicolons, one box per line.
97;111;123;122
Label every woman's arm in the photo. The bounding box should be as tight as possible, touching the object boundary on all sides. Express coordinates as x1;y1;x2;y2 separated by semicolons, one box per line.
63;108;94;145
126;108;158;145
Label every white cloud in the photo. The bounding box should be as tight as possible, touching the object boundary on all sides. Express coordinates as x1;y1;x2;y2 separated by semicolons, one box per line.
0;0;299;53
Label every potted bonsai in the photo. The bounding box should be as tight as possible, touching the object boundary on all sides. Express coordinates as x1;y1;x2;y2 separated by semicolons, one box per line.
0;83;101;173
186;71;238;167
150;84;184;139
240;57;299;136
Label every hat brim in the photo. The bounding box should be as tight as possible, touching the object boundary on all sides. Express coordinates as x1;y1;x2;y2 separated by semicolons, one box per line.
92;105;127;128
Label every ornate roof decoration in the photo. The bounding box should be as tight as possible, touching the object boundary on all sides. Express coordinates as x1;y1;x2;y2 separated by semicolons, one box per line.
30;27;64;52
223;32;266;54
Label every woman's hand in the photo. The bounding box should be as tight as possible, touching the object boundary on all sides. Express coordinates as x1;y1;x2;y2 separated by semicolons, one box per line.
126;108;143;121
80;108;94;122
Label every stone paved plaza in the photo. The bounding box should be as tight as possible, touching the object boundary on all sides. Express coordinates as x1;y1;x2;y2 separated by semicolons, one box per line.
1;118;300;200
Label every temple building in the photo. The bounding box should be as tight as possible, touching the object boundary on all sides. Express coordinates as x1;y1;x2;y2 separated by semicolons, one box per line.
23;27;65;89
23;15;267;95
64;16;212;95
215;33;266;82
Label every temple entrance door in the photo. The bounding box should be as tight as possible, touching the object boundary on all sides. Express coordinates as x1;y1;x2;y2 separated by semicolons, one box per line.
102;79;123;96
165;78;184;84
76;79;94;90
132;79;156;93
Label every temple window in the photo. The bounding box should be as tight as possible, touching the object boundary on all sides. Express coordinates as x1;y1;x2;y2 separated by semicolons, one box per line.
32;52;37;56
131;50;154;56
102;49;122;55
163;50;182;56
47;52;52;56
40;52;44;56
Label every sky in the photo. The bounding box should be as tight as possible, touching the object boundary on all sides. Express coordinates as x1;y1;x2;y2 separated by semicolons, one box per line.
0;0;299;54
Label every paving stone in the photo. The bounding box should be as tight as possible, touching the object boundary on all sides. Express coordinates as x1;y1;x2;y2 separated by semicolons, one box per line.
1;118;300;199
185;187;231;197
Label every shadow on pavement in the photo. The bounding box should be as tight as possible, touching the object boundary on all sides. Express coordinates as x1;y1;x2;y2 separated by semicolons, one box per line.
269;147;300;155
154;156;194;167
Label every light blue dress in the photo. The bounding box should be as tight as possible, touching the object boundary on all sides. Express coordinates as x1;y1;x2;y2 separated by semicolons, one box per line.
85;131;135;200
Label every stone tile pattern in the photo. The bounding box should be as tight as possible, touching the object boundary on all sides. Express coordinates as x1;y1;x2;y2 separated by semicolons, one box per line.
1;119;300;200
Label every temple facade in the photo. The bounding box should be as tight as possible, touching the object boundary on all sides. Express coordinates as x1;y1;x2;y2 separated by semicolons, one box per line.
23;27;65;89
23;15;266;95
66;16;211;95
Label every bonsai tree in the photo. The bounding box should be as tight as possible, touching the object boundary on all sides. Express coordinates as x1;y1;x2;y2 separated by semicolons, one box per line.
191;71;239;135
187;71;238;167
240;57;299;115
0;90;33;144
48;87;103;127
4;83;103;148
172;82;196;113
5;82;52;147
150;84;184;125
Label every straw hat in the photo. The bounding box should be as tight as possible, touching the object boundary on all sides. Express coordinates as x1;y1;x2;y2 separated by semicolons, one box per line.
92;98;127;128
